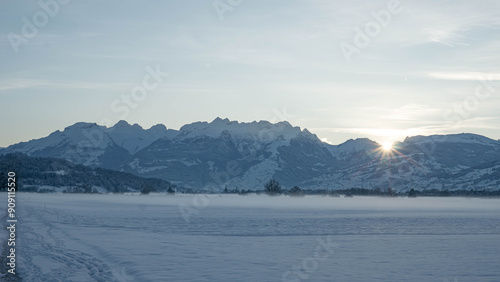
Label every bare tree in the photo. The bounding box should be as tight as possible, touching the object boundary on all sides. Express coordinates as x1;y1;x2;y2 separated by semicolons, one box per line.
264;179;282;196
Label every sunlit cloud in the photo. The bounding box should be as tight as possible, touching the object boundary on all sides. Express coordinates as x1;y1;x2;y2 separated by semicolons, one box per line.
426;27;468;46
427;72;500;81
379;104;443;122
320;137;332;144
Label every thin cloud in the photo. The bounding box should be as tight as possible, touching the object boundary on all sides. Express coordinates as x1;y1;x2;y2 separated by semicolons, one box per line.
0;79;131;92
427;72;500;81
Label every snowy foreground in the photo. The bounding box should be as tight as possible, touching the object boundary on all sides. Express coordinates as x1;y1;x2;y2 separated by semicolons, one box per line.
2;194;500;281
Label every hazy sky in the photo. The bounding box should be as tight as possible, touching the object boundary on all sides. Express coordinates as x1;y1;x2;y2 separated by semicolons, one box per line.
1;0;500;147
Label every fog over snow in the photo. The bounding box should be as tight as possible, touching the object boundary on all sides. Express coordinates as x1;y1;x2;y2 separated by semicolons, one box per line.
2;193;500;281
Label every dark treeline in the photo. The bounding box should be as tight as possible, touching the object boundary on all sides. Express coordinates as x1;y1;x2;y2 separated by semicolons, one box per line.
0;153;177;193
301;187;500;197
219;184;500;198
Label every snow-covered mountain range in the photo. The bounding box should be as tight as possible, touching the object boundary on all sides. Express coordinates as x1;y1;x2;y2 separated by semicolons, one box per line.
2;118;499;192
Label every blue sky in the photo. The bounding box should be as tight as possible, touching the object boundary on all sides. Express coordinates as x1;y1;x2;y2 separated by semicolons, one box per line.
1;0;500;147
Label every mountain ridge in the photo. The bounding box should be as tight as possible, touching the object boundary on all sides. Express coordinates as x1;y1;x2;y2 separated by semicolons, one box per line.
1;118;499;192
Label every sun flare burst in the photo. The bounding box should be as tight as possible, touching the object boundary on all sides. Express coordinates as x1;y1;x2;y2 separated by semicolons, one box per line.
382;142;393;151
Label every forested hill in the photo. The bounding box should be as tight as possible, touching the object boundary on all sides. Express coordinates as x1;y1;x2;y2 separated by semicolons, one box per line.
0;153;177;193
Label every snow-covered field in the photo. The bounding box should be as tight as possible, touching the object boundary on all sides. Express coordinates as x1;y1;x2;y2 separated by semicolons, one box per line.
2;193;500;281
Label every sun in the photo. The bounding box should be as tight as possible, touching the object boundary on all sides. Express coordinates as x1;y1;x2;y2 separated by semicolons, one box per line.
382;142;393;151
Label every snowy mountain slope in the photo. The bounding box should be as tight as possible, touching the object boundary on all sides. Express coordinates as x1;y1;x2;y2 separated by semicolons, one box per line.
107;120;177;154
122;118;333;189
177;118;306;142
2;118;499;191
326;138;379;161
404;133;499;146
1;122;119;167
303;134;500;191
0;120;176;167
